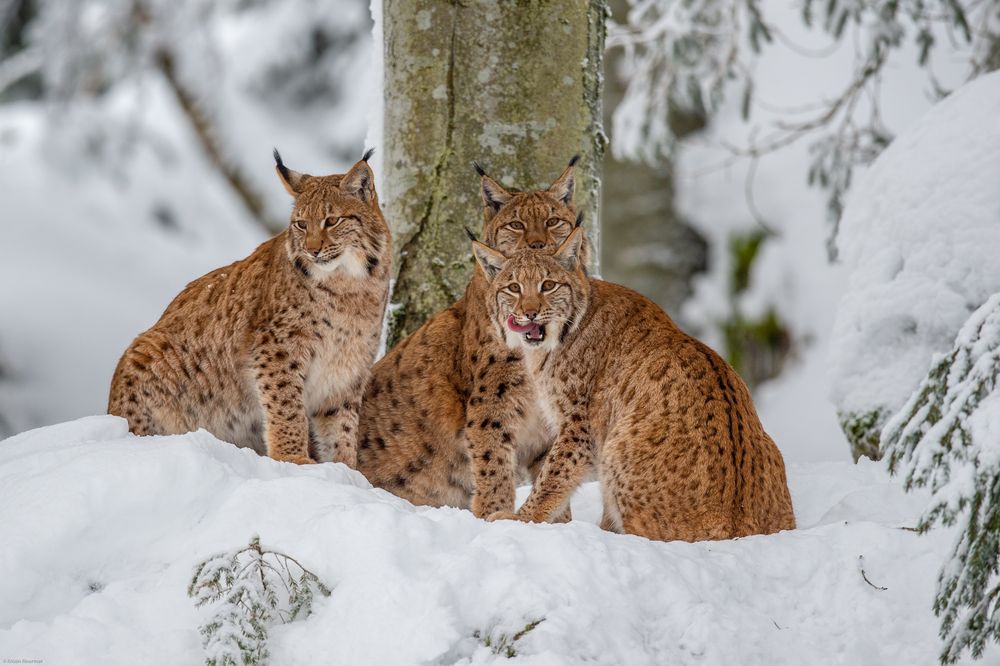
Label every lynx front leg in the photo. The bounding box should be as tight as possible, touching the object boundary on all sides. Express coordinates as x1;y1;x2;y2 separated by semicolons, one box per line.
465;352;531;518
528;448;572;523
495;417;595;524
253;338;312;464
311;396;360;466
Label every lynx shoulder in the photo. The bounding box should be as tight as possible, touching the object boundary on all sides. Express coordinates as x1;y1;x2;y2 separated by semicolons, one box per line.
357;158;590;517
473;228;796;541
108;149;391;466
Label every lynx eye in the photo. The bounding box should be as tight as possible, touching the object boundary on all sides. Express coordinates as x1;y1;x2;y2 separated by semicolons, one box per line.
545;218;564;228
322;216;344;229
292;220;307;231
506;283;521;294
541;280;557;292
508;221;525;231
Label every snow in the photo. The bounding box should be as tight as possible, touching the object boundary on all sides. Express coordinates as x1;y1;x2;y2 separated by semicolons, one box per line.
1;417;995;665
829;71;1000;421
884;291;1000;515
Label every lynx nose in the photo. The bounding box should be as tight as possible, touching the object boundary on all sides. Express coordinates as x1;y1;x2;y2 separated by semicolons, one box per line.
310;248;322;257
528;241;545;250
523;310;538;321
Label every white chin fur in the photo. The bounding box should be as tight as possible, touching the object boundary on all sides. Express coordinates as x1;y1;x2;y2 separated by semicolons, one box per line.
313;248;367;278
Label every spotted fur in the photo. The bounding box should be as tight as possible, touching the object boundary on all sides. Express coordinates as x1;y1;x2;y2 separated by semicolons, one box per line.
108;151;391;466
475;229;796;541
356;159;585;518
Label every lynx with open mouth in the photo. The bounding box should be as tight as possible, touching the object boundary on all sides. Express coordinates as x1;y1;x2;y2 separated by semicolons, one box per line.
506;314;546;345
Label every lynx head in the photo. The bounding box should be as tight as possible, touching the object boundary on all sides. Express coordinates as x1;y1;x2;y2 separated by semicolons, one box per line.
472;227;590;352
472;156;591;267
275;148;389;279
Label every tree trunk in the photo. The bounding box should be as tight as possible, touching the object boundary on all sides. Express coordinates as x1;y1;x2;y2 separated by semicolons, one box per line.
382;0;607;345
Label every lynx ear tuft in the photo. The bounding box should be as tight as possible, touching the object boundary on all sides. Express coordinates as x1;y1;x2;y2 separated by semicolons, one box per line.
568;154;580;167
362;147;375;162
464;226;479;241
575;211;584;228
480;172;513;217
547;159;577;208
472;160;487;178
341;159;376;204
471;240;507;281
273;148;311;196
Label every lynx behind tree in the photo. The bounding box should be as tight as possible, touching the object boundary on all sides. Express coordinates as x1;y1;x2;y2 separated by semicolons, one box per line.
108;150;391;465
473;229;795;541
357;158;590;516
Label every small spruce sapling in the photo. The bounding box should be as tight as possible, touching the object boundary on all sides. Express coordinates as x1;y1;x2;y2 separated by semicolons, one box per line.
473;619;544;659
883;292;1000;664
188;535;332;666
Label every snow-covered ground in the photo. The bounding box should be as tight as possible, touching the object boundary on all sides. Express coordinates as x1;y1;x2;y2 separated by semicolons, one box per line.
1;417;993;665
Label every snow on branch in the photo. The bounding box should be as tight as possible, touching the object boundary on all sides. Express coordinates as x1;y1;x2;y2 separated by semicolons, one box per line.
608;0;767;163
884;292;1000;663
188;535;332;666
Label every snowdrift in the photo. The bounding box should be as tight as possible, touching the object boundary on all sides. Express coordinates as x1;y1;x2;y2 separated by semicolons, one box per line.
829;71;1000;455
1;417;995;664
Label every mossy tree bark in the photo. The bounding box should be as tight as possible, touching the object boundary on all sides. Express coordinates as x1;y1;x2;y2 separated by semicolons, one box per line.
382;0;607;346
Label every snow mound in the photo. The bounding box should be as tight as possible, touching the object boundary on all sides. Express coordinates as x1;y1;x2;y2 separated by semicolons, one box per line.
829;72;1000;427
1;417;994;664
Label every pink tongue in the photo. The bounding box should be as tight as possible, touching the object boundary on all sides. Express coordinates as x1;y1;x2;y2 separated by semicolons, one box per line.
506;314;540;336
506;314;534;333
507;315;542;340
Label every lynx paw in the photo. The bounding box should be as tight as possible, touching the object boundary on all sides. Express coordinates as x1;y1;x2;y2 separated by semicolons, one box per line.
486;510;524;523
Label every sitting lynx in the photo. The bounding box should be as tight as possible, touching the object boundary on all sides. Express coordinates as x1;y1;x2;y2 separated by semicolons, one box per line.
108;149;391;465
471;229;795;541
356;158;589;517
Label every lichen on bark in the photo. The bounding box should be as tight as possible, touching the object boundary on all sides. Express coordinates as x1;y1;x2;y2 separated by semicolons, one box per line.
382;0;607;346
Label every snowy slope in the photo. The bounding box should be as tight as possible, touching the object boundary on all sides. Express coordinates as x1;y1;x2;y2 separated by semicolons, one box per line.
829;71;1000;423
1;417;994;665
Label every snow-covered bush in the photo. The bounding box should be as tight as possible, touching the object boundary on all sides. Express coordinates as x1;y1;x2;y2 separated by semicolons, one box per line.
189;536;331;666
829;71;1000;460
884;293;1000;663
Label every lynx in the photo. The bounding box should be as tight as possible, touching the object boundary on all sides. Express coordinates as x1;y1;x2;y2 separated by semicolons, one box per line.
356;158;589;517
471;229;796;541
108;149;391;465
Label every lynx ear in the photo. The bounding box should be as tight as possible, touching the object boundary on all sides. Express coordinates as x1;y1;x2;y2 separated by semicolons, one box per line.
340;157;376;204
474;161;513;220
471;240;507;281
553;226;585;271
547;155;579;208
274;148;311;196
